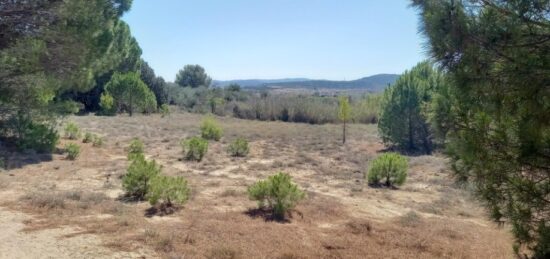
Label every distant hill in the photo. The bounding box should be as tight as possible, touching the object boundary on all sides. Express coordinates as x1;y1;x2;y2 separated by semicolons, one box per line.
213;78;309;88
213;74;399;92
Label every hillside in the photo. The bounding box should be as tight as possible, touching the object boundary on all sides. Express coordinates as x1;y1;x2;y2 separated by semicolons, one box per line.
214;74;399;92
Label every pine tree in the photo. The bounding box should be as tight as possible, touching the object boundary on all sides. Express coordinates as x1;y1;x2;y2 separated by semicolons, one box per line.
412;1;550;257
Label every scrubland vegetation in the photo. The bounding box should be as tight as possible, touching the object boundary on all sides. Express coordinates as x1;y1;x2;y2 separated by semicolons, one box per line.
0;0;548;258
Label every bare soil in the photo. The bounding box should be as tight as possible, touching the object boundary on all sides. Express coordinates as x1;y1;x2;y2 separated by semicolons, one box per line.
0;111;514;258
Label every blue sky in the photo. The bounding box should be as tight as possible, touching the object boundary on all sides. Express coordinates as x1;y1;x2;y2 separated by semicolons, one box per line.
123;0;425;81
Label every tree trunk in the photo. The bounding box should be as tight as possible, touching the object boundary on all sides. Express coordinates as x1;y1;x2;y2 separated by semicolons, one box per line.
129;94;133;117
343;120;346;144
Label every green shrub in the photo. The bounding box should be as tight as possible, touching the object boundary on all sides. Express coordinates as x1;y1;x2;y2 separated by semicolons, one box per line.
16;121;59;153
181;137;208;161
367;153;408;187
247;172;305;220
128;138;144;161
99;92;116;116
160;104;170;117
83;132;94;143
92;136;104;147
65;143;80;160
228;138;249;157
200;117;223;141
64;122;80;140
147;175;190;208
122;156;161;200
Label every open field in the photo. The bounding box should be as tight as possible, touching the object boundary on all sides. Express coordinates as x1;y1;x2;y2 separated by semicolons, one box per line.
0;111;514;258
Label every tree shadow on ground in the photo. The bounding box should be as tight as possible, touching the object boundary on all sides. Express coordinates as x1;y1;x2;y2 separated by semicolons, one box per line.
244;207;303;223
0;140;54;170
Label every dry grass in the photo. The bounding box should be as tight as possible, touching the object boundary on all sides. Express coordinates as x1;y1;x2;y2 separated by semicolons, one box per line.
0;111;515;258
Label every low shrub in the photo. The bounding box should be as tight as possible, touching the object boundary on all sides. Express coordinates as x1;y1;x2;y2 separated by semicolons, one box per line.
228;138;249;157
160;104;170;117
200;117;223;141
20;192;65;209
99;92;116;116
147;175;190;208
64;122;80;140
15;121;59;153
128;138;144;161
92;136;104;147
122;156;161;200
248;172;305;220
367;152;408;187
65;143;80;160
83;132;94;143
181;137;208;161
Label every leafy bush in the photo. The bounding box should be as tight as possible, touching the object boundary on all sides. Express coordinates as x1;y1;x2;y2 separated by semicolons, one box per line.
65;143;80;160
367;153;408;187
181;137;208;161
92;136;104;147
247;172;305;219
83;132;94;143
128;138;144;161
200;117;223;141
122;156;161;200
228;138;249;157
160;104;170;117
64;122;80;140
99;92;116;116
147;175;190;208
15;121;59;153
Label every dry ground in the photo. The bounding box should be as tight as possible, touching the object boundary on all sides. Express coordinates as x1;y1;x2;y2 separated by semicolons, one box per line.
0;111;514;258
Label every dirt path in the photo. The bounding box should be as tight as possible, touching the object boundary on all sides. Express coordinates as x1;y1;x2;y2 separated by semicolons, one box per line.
0;208;151;259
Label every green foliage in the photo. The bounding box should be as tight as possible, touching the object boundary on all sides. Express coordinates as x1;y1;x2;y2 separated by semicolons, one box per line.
140;60;168;106
412;1;550;255
104;72;157;116
181;137;208;162
92;136;104;147
14;120;59;153
228;138;250;157
65;143;81;160
122;156;161;200
83;132;94;143
127;138;145;161
247;172;305;220
175;64;212;88
64;122;80;140
147;175;190;207
0;0;135;148
160;104;170;117
200;117;223;141
378;61;444;154
99;92;116;116
367;153;408;187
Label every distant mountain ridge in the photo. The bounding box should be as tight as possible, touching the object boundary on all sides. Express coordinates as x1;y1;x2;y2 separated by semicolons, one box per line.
213;74;399;92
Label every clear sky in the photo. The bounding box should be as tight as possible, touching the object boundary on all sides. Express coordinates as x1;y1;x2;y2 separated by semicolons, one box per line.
123;0;425;81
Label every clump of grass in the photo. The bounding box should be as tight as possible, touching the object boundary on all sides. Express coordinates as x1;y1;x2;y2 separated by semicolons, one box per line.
181;137;208;161
201;116;223;141
83;132;94;143
65;143;80;160
64;122;80;140
20;192;66;209
227;138;249;157
92;136;104;147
